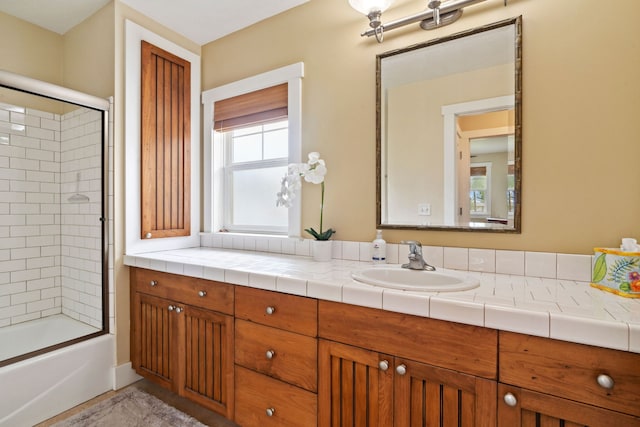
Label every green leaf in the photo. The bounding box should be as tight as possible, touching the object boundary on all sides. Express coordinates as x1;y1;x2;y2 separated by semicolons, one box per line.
305;227;336;241
620;282;631;292
592;253;607;282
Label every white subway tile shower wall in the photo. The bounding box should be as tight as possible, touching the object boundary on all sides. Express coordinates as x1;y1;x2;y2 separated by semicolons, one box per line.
0;103;103;329
200;233;595;282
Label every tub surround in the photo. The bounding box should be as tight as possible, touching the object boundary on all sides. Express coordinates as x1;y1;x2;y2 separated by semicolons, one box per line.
124;243;640;354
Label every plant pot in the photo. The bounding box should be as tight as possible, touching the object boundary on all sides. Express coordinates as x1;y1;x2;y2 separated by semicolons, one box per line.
312;240;333;262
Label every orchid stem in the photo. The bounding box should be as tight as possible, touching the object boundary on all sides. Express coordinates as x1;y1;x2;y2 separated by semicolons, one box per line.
319;181;325;235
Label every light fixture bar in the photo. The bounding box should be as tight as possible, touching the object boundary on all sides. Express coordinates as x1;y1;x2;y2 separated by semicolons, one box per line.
360;0;488;38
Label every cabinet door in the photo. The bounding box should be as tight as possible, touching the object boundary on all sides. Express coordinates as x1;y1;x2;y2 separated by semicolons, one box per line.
131;292;177;391
319;339;393;427
395;358;496;427
180;305;234;419
498;384;640;427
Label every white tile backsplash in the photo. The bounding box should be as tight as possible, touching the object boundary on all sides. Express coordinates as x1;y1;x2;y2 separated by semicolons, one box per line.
469;249;496;273
557;253;593;282
496;250;525;275
443;247;469;270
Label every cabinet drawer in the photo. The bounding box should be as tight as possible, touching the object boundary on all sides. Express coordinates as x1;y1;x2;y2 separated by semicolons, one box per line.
319;300;497;379
235;366;317;427
499;331;640;417
131;268;234;315
235;286;317;336
235;319;317;392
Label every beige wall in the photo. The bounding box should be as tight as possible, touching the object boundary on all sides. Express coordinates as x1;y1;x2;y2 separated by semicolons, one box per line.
202;0;640;255
0;13;63;85
63;3;115;98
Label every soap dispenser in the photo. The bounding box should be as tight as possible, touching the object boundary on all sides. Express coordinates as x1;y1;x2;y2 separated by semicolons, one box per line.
372;230;386;264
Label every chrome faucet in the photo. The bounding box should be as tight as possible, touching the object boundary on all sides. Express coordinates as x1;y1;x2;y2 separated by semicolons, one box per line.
401;240;436;271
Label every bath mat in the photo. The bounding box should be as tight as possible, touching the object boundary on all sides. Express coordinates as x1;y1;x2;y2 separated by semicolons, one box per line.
52;387;207;427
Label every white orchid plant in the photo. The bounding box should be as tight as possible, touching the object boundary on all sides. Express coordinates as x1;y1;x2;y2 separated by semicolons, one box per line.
276;152;336;240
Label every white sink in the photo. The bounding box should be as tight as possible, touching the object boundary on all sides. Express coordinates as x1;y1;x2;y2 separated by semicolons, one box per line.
351;266;479;292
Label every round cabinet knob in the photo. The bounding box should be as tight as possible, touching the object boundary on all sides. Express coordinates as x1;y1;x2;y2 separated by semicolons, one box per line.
149;280;157;287
168;305;175;311
266;407;275;417
145;232;152;239
503;392;517;407
597;374;615;389
396;364;407;376
266;350;275;360
265;306;276;315
198;290;207;297
378;360;389;371
175;307;183;314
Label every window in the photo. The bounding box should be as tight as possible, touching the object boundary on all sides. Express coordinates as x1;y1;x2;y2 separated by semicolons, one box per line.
202;63;304;237
470;163;491;216
215;119;289;233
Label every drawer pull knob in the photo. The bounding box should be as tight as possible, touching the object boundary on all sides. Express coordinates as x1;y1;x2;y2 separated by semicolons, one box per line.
378;360;389;371
175;307;183;314
265;306;276;315
266;350;275;360
396;364;407;375
597;374;615;389
145;232;152;239
168;305;175;311
503;392;517;407
266;407;275;417
149;280;157;287
198;290;207;297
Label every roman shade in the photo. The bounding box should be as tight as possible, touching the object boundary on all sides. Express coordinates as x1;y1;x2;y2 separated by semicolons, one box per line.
214;83;287;131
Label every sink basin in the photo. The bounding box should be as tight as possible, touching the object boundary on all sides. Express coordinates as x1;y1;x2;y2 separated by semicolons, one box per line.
351;266;479;292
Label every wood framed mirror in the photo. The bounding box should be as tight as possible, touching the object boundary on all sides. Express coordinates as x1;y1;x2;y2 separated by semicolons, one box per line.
377;16;522;232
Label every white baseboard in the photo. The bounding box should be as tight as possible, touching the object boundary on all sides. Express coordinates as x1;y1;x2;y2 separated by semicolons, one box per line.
113;361;143;390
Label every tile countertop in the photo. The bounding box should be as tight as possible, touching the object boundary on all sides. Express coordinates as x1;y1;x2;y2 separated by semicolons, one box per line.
123;247;640;354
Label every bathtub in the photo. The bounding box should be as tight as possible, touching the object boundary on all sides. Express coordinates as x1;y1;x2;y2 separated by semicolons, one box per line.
0;316;114;427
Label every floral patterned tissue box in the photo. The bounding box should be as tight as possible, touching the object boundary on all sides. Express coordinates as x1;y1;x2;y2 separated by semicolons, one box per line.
591;248;640;298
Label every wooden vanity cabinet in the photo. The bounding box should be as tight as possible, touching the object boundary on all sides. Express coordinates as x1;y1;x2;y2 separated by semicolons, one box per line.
130;268;234;419
234;287;318;427
318;301;497;426
498;331;640;426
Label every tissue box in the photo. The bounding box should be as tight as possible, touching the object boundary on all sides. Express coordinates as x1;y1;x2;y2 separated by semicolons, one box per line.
591;248;640;298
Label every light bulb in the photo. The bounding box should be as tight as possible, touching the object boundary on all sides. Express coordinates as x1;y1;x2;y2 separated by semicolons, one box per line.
348;0;394;15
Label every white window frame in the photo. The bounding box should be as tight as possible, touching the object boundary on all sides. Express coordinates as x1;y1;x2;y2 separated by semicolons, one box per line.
202;63;304;237
220;120;289;234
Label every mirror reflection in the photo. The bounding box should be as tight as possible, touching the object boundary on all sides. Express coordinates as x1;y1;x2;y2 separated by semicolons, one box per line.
377;17;521;232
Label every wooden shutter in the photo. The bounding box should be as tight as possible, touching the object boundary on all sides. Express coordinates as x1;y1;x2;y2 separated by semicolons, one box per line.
141;41;191;239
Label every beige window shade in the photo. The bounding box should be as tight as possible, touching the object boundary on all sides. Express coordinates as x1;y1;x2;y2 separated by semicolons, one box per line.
214;83;288;131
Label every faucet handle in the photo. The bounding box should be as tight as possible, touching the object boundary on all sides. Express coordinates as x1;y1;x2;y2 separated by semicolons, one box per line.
401;240;423;254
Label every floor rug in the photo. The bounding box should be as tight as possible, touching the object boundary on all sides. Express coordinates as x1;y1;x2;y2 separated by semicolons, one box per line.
52;387;208;427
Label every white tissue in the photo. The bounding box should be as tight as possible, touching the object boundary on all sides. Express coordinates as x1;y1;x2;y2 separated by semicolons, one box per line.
621;237;640;252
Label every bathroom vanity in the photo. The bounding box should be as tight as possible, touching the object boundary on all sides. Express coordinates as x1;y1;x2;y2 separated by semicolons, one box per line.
127;248;640;426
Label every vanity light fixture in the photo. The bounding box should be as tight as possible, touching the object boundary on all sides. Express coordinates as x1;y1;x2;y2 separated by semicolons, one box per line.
349;0;508;42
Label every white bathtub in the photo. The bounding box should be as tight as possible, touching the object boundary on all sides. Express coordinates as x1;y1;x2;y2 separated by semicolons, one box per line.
0;317;114;427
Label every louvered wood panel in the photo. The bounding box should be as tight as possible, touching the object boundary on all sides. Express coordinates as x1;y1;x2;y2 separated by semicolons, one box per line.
319;339;393;427
180;305;234;419
141;40;191;240
132;292;175;390
395;358;495;427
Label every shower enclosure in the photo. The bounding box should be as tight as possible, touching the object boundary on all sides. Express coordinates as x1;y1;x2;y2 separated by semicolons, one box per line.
0;70;110;367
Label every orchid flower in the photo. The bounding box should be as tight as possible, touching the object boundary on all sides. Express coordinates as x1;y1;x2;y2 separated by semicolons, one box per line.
276;152;335;240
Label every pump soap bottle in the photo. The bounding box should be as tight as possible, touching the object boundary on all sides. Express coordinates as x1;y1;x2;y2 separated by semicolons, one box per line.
372;230;387;264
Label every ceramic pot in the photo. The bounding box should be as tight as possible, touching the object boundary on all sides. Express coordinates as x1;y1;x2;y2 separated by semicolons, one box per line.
312;240;333;262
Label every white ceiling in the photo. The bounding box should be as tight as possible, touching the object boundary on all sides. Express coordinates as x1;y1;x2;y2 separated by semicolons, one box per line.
0;0;308;45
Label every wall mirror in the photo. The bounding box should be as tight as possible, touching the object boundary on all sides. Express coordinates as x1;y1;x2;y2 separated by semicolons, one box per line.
377;16;522;232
